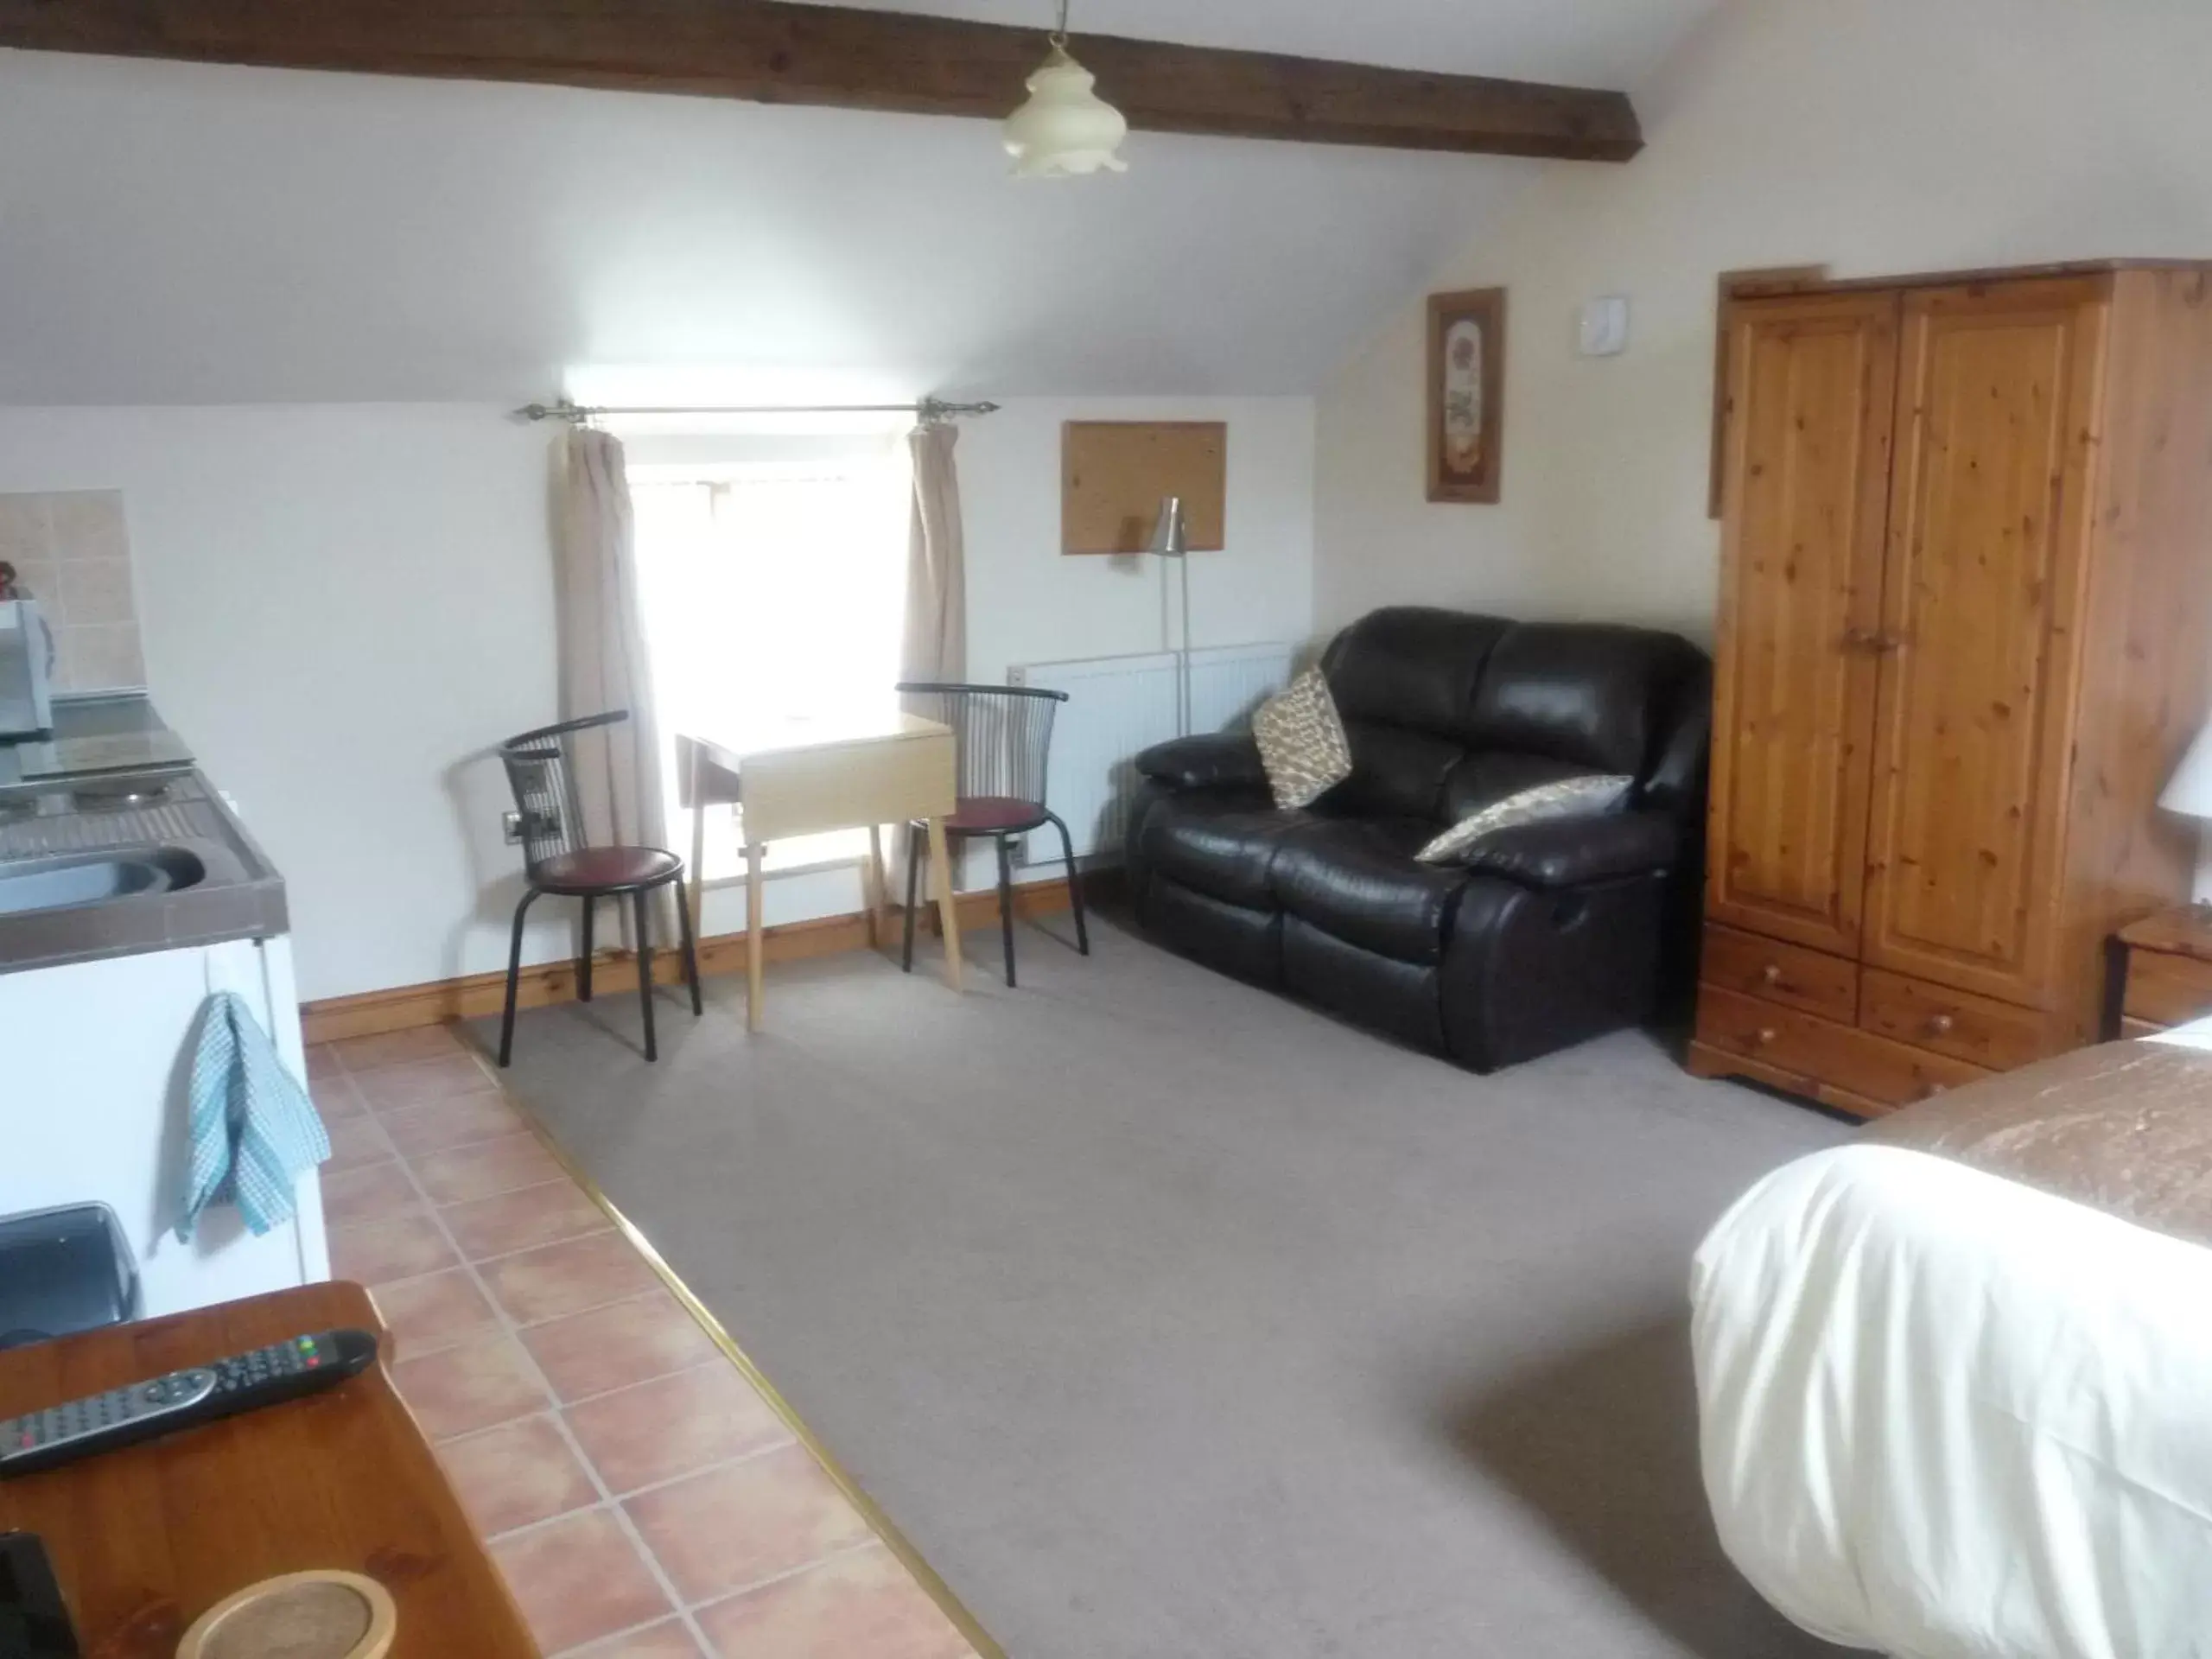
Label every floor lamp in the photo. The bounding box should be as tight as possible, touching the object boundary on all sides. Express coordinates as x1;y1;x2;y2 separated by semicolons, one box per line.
1150;495;1193;736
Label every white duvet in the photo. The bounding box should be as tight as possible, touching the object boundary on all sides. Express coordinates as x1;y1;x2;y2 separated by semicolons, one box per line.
1691;1140;2212;1659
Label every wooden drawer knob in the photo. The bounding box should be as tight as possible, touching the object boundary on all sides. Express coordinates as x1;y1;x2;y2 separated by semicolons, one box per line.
1926;1014;1956;1037
1759;963;1783;986
1753;1027;1777;1047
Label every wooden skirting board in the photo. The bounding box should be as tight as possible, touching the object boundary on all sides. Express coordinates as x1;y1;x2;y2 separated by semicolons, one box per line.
302;876;1094;1045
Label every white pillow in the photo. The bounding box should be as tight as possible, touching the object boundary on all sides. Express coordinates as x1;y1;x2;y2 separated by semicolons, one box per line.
1414;774;1634;865
1251;666;1353;810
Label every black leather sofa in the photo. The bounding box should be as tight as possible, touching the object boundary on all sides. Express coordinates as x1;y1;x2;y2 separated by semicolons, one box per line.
1124;607;1710;1071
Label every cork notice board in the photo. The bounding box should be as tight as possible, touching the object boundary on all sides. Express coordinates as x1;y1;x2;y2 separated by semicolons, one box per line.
1061;422;1227;555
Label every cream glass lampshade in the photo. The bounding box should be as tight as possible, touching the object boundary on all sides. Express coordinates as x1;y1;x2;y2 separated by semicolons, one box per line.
2160;721;2212;820
1003;38;1129;178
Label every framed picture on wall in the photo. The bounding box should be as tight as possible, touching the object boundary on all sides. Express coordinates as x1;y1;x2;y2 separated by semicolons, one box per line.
1426;288;1506;505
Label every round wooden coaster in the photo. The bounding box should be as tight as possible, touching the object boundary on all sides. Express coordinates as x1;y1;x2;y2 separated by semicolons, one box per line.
175;1570;396;1659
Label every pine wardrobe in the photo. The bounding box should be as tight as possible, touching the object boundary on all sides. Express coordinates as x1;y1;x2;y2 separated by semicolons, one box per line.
1689;262;2212;1116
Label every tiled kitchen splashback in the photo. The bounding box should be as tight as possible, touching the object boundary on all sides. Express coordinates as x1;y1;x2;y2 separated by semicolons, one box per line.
0;490;146;693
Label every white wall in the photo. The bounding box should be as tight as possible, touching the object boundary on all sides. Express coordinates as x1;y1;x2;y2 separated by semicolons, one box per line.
0;397;1315;1001
0;407;559;1001
1314;0;2212;641
963;397;1316;681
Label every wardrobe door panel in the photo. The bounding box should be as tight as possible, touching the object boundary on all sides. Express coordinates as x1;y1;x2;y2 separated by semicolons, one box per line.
1862;278;2107;1005
1707;291;1899;956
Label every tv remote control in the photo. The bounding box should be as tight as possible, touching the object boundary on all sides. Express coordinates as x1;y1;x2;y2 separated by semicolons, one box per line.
0;1329;378;1480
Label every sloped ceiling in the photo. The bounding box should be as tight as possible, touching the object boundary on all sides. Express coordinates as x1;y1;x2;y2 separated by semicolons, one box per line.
0;1;1716;405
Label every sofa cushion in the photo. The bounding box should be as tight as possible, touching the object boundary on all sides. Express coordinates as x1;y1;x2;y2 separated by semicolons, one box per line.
1328;719;1466;821
1440;751;1609;823
1135;792;1308;908
1323;607;1513;739
1252;666;1353;809
1270;817;1467;965
1467;623;1701;776
1415;773;1633;865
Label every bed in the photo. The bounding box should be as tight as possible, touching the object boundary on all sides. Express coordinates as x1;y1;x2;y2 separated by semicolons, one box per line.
1690;1031;2212;1658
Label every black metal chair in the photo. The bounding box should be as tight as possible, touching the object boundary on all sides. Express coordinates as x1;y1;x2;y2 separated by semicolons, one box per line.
496;710;701;1065
896;682;1089;988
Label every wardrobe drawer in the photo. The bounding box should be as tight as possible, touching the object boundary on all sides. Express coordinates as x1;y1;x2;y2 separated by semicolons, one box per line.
1859;969;2052;1071
1695;984;1990;1115
1700;924;1858;1022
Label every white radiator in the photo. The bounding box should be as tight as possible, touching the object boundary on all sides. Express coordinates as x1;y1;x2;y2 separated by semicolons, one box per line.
1011;641;1300;865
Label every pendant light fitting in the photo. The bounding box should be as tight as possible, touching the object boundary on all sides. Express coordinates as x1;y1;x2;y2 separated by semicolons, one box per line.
1002;0;1130;179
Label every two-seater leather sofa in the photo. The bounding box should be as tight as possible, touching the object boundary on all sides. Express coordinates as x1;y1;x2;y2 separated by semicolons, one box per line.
1125;607;1711;1071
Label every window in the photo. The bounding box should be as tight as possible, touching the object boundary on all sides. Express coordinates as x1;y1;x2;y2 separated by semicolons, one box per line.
630;435;910;879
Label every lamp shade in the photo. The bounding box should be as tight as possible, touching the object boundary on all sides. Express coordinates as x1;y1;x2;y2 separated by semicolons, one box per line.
2161;720;2212;818
1148;496;1189;558
1003;41;1129;178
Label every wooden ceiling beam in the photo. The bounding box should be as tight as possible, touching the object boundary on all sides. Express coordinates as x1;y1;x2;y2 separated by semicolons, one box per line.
0;0;1644;162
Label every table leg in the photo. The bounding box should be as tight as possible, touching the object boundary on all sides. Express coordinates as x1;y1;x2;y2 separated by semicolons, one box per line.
687;744;709;948
745;841;766;1033
926;816;963;993
864;825;889;950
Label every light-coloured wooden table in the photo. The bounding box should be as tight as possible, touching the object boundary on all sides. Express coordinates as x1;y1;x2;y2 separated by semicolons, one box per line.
682;712;963;1031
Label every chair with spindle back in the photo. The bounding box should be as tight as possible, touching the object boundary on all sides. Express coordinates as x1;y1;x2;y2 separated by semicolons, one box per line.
496;711;701;1065
894;683;1090;988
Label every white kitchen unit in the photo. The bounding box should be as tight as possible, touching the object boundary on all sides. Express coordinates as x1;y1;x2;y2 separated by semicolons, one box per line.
0;933;328;1317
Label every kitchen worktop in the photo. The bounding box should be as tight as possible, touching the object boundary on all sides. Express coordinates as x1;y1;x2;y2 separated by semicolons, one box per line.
0;696;288;975
0;692;194;790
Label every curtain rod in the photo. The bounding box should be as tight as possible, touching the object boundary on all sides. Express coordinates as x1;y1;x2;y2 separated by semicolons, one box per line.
515;397;1000;424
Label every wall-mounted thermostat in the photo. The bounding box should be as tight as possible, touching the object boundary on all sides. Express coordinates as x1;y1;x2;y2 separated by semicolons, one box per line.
1578;296;1630;357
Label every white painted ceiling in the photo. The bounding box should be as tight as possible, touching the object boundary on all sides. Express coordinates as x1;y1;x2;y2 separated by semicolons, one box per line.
0;1;1717;405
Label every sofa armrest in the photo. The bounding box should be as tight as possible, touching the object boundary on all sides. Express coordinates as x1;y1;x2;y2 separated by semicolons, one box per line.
1459;811;1680;891
1135;734;1269;792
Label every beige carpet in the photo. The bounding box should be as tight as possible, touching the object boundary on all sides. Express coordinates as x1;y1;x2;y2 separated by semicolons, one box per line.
482;912;1852;1659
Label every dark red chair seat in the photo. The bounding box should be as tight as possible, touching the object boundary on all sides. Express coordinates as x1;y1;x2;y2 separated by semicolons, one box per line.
532;846;684;893
946;795;1051;835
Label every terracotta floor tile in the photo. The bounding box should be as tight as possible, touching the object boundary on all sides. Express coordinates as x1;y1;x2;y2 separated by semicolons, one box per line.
568;1363;791;1495
438;1414;597;1538
624;1444;873;1604
568;1620;707;1656
696;1545;971;1659
491;1509;671;1655
447;1180;613;1263
378;1090;529;1157
327;1212;459;1287
312;1075;367;1120
483;1232;661;1327
391;1332;550;1440
372;1269;502;1359
322;1115;395;1174
332;1024;468;1072
353;1052;499;1111
413;1132;567;1206
305;1043;343;1081
523;1294;723;1403
321;1160;419;1228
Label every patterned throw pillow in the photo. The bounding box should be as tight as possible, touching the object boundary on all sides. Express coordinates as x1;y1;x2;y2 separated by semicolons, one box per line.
1251;667;1353;810
1414;774;1634;865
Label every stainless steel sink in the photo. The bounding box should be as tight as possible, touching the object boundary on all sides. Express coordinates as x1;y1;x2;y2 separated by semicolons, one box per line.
0;847;207;917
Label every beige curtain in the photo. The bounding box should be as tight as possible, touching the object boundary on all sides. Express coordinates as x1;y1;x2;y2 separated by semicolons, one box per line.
552;425;671;928
900;422;968;688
